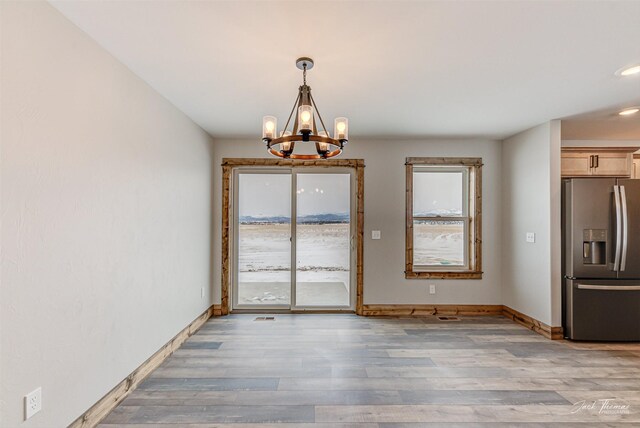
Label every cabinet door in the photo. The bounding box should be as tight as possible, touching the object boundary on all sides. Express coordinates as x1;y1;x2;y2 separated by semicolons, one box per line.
561;153;593;177
633;158;640;179
592;153;632;177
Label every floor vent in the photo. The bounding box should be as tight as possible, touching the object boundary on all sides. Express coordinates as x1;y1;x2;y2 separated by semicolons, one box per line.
254;316;276;321
437;316;461;321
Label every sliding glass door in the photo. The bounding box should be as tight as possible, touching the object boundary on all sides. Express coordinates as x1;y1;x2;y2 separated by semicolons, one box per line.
232;169;354;311
295;173;351;307
235;172;292;308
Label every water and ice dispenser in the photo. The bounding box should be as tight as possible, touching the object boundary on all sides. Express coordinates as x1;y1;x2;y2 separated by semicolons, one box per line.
582;229;606;265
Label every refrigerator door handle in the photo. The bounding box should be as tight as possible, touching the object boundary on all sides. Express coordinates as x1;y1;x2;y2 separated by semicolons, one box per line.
613;185;622;271
577;284;640;291
620;185;628;272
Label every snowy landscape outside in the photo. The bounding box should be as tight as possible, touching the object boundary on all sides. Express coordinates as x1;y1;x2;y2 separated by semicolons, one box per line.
412;169;466;266
236;170;467;307
237;222;350;306
236;173;351;307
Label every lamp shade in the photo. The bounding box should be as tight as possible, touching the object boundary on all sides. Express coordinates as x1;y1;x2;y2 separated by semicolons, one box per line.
334;117;348;140
298;105;313;131
318;131;328;152
262;116;277;139
281;131;292;151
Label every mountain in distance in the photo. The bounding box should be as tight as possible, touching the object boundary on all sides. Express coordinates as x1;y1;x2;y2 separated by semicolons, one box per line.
414;208;463;217
298;213;350;224
240;212;350;224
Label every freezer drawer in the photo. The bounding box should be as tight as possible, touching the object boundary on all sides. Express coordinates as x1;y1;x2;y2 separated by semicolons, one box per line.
565;279;640;341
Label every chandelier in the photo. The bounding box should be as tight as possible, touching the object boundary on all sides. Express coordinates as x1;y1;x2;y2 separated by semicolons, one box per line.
262;57;348;159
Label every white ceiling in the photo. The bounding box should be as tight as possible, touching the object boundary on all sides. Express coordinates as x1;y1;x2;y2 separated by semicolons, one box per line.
51;0;640;139
562;106;640;140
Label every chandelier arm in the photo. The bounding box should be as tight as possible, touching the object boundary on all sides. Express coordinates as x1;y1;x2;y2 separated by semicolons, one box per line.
270;134;338;145
288;148;342;160
309;93;330;137
291;153;322;160
268;147;285;158
282;91;301;135
325;148;342;158
292;87;306;135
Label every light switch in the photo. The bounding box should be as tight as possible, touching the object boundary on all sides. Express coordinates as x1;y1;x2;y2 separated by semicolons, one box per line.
372;230;381;240
526;232;535;243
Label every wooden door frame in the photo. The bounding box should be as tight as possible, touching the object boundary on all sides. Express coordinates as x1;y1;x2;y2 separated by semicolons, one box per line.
221;158;365;315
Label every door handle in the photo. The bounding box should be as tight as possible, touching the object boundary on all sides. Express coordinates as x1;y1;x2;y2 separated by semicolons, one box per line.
590;155;594;168
621;185;628;271
595;155;599;168
613;185;622;271
577;284;640;291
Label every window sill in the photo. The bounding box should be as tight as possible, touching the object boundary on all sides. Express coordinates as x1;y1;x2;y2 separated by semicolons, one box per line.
405;271;483;280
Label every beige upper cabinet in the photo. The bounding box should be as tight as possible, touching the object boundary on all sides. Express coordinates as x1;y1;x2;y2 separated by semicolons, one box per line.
634;155;640;179
561;147;639;178
561;152;593;177
591;152;632;176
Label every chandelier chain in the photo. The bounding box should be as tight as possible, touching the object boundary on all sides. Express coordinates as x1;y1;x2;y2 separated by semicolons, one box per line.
303;63;307;85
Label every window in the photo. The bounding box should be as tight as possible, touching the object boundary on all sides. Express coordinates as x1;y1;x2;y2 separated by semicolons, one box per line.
406;157;482;279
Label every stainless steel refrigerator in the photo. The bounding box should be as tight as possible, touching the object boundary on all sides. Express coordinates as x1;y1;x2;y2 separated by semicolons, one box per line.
563;178;640;341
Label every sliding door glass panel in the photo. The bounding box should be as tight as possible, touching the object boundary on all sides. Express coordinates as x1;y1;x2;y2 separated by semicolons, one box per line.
295;173;351;307
237;173;291;306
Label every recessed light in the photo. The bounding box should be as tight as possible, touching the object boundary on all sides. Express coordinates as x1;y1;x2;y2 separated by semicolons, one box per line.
618;64;640;76
619;108;639;116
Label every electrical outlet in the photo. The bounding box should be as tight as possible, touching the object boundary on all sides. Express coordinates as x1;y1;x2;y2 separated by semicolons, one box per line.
429;284;436;295
201;287;205;298
526;232;536;243
371;230;381;240
24;387;41;420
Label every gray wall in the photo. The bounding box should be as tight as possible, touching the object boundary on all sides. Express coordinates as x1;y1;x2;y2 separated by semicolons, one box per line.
502;121;562;326
211;138;503;306
1;2;214;426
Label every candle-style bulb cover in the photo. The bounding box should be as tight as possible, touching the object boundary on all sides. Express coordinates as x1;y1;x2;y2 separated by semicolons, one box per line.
334;117;348;141
262;116;277;139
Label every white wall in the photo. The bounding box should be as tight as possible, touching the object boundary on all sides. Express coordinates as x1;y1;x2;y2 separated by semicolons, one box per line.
0;2;214;426
502;121;562;326
211;138;502;306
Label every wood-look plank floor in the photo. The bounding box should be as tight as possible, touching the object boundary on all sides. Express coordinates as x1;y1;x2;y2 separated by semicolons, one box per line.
99;314;640;427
